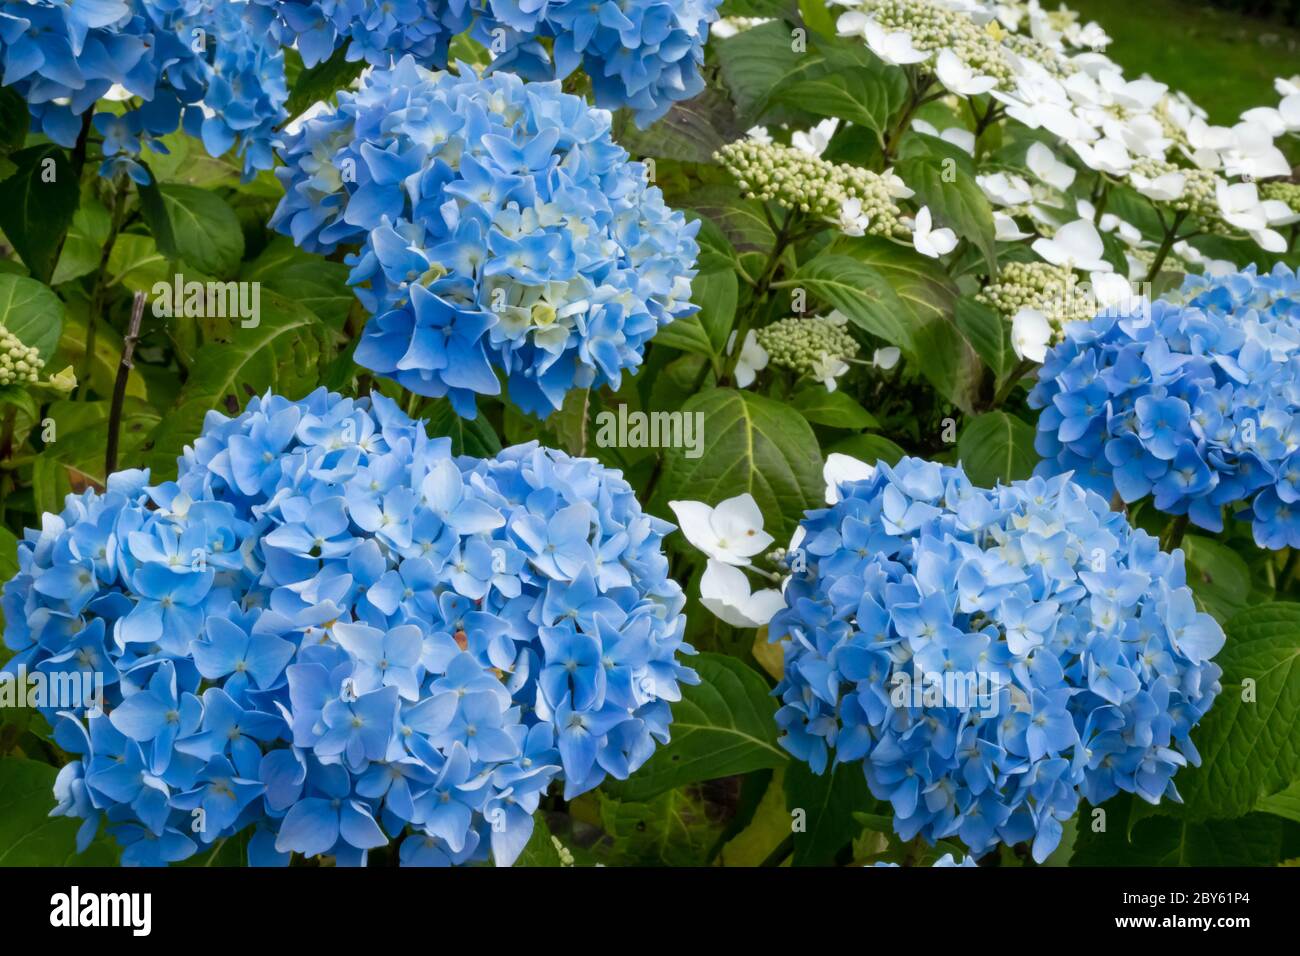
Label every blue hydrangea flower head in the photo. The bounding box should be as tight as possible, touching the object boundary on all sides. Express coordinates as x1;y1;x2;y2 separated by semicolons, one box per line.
250;0;720;125
770;457;1223;863
4;388;696;866
1030;264;1300;549
270;58;700;418
0;0;288;181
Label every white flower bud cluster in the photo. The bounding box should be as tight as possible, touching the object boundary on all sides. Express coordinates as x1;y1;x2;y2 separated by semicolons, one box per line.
756;316;860;376
717;139;906;236
863;0;1013;85
977;261;1092;332
0;328;42;386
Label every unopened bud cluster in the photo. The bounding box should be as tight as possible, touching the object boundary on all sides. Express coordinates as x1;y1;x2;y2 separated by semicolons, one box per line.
1261;181;1300;216
978;261;1093;327
717;140;905;236
756;316;859;376
0;328;41;386
864;0;1013;84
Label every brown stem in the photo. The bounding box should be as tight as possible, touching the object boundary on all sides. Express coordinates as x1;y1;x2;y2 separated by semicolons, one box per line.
105;292;146;478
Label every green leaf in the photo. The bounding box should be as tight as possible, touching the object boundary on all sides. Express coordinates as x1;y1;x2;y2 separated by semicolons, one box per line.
650;388;823;543
715;20;821;126
790;387;879;429
0;144;79;283
42;399;162;487
593;787;726;867
286;42;367;119
617;653;786;801
1182;535;1253;625
158;185;245;278
958;412;1037;486
897;148;997;273
612;86;740;164
0;87;28;153
422;398;502;458
1072;794;1282;866
829;432;906;466
784;760;870;865
952;297;1013;383
654;269;737;365
792;254;913;350
51;190;111;286
137;165;181;263
0;273;65;363
106;233;172;292
514;813;565;867
56;306;147;401
1257;779;1300;825
0;758;119;865
240;236;353;330
774;66;906;137
146;291;337;477
1179;603;1300;821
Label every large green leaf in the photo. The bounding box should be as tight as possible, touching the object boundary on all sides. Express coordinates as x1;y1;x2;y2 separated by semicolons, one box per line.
1178;603;1300;821
158;185;245;278
145;291;336;477
1257;779;1300;824
784;760;871;866
952;297;1013;384
240;237;353;330
958;411;1037;486
774;66;906;138
650;388;822;542
593;787;726;867
1183;535;1253;625
714;20;824;126
618;653;787;801
424;397;502;458
1072;794;1282;866
52;191;111;286
792;254;913;350
0;758;118;865
790;387;879;429
0;144;79;283
654;268;737;367
0;273;65;363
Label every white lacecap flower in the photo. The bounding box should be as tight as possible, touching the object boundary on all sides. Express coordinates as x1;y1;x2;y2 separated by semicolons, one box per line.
727;329;769;389
911;206;958;259
1026;142;1076;191
1011;308;1052;363
699;559;785;628
1032;218;1111;272
669;494;774;566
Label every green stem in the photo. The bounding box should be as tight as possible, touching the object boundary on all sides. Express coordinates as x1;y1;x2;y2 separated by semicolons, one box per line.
78;175;133;399
759;833;795;868
105;292;146;479
991;357;1036;409
1159;514;1189;552
1144;211;1188;285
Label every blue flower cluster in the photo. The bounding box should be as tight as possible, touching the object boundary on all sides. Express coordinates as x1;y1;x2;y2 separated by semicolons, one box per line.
3;388;695;866
270;58;699;419
770;457;1223;862
1031;265;1300;550
0;0;288;182
249;0;719;125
